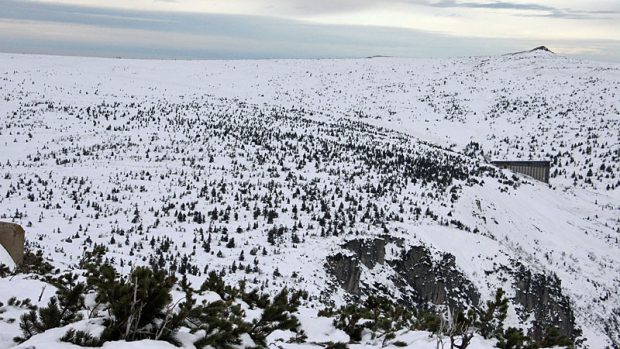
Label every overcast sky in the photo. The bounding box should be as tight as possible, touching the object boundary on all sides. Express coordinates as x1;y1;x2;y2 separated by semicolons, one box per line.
0;0;619;61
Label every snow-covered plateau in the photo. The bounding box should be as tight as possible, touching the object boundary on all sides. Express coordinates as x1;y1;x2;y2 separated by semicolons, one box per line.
0;49;618;349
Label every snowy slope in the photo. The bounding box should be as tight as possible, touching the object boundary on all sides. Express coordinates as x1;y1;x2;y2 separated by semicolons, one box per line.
0;51;618;348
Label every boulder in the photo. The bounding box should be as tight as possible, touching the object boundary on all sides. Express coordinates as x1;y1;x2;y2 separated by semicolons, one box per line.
0;222;25;265
0;244;15;269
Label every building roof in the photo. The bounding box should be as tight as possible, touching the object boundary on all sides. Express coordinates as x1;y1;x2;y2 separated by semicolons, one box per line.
491;160;550;167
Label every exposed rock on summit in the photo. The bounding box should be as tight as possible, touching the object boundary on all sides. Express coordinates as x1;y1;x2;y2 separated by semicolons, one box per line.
530;46;554;53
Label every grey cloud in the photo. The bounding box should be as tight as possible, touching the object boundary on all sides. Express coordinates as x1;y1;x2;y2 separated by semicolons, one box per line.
429;0;556;11
255;0;381;16
201;0;619;20
0;0;618;61
426;0;618;19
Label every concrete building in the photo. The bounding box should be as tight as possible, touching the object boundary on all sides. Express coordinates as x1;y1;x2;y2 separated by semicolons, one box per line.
0;222;25;265
491;160;551;183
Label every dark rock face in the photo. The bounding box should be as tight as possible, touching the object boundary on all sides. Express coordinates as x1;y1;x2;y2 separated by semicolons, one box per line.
326;237;479;310
513;264;578;341
0;222;25;265
326;238;580;343
389;246;480;310
604;307;620;347
325;238;386;294
343;238;385;269
326;252;362;294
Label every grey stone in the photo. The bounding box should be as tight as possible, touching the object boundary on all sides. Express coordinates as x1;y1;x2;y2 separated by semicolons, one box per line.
0;222;25;265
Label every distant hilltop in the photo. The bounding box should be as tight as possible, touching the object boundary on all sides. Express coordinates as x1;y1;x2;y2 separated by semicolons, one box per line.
366;55;392;59
529;46;554;53
367;47;555;59
508;46;555;56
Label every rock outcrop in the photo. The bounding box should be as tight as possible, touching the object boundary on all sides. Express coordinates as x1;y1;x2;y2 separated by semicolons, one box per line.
389;246;480;310
326;237;580;342
530;46;554;54
326;252;362;294
513;263;578;341
326;238;388;294
326;237;479;310
343;238;386;269
0;222;25;265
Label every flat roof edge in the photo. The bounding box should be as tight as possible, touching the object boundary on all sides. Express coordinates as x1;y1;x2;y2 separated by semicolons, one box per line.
491;160;550;165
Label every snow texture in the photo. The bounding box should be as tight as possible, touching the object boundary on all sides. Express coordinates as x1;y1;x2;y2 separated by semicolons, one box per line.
0;50;618;348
